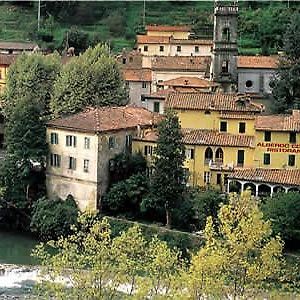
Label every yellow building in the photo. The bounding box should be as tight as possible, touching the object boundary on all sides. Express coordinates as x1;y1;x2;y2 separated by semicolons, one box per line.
132;92;300;196
46;106;159;211
0;54;17;92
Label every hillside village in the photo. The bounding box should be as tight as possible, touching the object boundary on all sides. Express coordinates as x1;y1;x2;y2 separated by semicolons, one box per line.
1;1;300;297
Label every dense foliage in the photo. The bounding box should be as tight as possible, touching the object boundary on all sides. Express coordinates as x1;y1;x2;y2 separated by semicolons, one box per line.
262;192;300;246
33;192;291;299
50;44;128;117
270;12;300;113
142;110;186;228
30;196;79;240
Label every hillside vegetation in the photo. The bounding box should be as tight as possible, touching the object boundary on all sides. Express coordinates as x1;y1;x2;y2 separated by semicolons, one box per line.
0;1;298;54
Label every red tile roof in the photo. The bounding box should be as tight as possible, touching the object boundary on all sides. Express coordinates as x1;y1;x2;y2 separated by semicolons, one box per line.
166;92;264;113
47;106;160;133
137;35;170;44
238;56;278;69
0;42;38;50
146;25;191;32
170;39;213;45
122;68;152;82
134;128;254;148
228;168;300;186
160;76;218;88
0;54;18;66
152;56;211;72
255;110;300;132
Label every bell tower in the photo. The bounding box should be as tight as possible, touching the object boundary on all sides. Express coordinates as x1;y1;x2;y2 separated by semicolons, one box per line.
211;1;238;92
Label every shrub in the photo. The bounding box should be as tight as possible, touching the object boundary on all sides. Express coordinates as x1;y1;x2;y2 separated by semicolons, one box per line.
30;196;79;240
61;26;89;55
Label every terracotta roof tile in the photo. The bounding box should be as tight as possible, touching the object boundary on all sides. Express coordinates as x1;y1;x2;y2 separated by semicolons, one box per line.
238;56;278;69
220;112;256;120
137;35;170;44
134;128;254;148
152;56;211;72
0;54;18;65
166;92;264;113
47;106;159;133
255;110;300;132
169;39;213;45
160;77;218;88
0;42;38;50
122;68;152;82
146;25;191;32
228;168;300;186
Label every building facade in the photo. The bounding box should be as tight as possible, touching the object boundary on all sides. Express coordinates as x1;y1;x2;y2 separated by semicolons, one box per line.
46;106;159;211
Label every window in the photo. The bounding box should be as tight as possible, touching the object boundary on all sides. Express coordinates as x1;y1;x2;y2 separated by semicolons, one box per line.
68;157;76;170
290;132;297;143
84;137;90;149
204;171;211;184
0;133;4;149
204;110;211;115
143;45;148;52
125;135;132;150
142;81;147;89
144;145;153;156
217;173;222;185
237;150;244;167
264;131;271;142
204;147;213;164
159;45;164;52
108;136;115;149
125;81;129;88
245;80;253;88
220;121;227;132
263;153;270;165
195;46;199;53
129;57;133;62
154;102;160;113
177;45;181;52
50;154;61;167
66;135;76;147
122;57;126;64
50;132;58;145
288;155;295;166
83;159;89;172
239;122;246;134
221;60;229;73
185;148;195;160
215;148;224;164
0;114;4;124
222;27;230;41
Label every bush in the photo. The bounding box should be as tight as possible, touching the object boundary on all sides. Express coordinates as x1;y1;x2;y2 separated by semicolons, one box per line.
262;192;300;246
30;196;79;240
61;26;89;55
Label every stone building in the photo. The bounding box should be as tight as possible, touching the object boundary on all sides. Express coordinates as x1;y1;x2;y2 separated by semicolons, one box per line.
46;106;159;211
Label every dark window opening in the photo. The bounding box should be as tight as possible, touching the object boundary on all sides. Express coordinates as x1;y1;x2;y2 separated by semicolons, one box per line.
222;27;230;41
239;122;246;133
288;155;295;166
245;80;253;88
204;147;213;164
195;46;199;53
290;132;296;143
237;150;244;167
144;45;148;52
264;131;271;142
221;60;229;73
160;45;164;52
263;153;270;165
177;46;181;52
220;121;227;132
154;102;160;113
217;173;222;185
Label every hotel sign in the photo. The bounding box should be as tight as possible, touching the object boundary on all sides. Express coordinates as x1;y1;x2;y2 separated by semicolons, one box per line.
257;142;300;154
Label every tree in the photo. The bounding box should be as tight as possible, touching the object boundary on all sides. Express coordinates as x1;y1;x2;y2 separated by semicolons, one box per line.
50;44;128;118
30;196;79;240
142;110;186;228
33;212;182;299
3;52;61;118
186;191;284;299
262;192;300;245
190;188;226;230
270;12;300;113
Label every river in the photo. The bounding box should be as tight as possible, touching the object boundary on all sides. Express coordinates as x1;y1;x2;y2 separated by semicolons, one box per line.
0;230;39;299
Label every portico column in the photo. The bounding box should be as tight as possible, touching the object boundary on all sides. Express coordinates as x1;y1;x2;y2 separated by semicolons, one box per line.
284;187;289;193
255;184;259;197
227;179;231;193
270;185;274;197
240;181;245;192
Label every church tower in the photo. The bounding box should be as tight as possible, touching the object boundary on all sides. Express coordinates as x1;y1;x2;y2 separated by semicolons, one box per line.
211;1;238;92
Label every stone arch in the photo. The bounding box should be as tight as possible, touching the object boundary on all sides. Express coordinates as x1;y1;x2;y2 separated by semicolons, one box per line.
244;182;256;195
258;184;271;197
273;186;285;194
288;187;300;193
215;147;224;164
204;147;213;164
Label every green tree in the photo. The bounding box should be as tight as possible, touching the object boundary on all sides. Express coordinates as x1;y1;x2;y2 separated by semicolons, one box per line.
50;44;128;117
3;52;61;118
186;191;284;299
262;192;300;244
270;12;300;113
142;110;186;228
33;212;182;299
30;196;79;240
